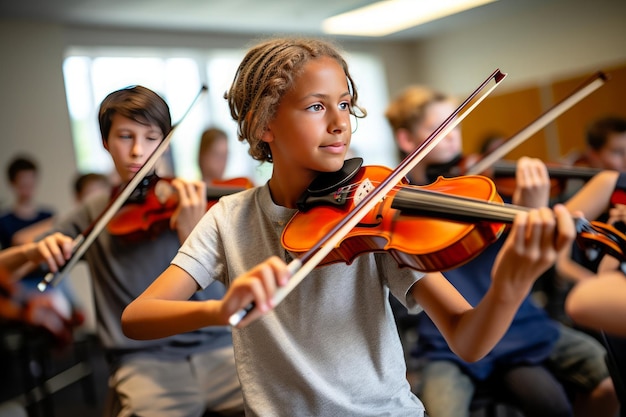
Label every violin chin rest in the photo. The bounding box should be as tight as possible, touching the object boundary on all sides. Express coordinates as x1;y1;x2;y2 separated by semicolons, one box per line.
305;157;363;196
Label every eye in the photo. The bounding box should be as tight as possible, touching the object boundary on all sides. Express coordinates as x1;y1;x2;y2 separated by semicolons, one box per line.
339;101;350;111
306;103;324;112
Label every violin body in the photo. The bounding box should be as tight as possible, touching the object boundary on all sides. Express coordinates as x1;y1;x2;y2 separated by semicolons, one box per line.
282;165;505;272
107;175;253;241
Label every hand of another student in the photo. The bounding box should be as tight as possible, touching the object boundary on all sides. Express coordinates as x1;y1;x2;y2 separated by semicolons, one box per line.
221;256;291;328
169;178;207;241
491;204;574;300
512;157;550;209
27;233;74;273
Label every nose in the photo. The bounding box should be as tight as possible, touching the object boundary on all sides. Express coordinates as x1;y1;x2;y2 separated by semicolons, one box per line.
328;108;349;134
131;139;144;158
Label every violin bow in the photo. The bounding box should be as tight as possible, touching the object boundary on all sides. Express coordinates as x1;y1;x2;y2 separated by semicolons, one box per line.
465;71;608;176
38;85;208;291
229;69;507;325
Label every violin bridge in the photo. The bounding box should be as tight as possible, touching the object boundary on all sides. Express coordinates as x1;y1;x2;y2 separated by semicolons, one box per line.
353;178;374;206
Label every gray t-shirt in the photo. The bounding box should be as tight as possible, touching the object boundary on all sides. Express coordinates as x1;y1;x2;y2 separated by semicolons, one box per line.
173;184;426;416
52;192;232;363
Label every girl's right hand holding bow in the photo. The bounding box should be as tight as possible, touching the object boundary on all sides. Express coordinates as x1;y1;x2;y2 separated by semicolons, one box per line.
221;256;291;327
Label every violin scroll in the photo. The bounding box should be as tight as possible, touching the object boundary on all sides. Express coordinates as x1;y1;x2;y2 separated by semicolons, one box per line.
575;218;626;270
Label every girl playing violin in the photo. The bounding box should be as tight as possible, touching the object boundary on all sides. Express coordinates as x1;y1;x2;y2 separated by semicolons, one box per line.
122;37;575;417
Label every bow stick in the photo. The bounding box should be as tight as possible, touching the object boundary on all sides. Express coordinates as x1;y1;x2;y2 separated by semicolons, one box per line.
465;71;607;176
229;69;507;326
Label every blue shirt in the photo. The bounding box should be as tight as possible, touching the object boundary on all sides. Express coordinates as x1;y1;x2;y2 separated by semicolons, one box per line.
0;209;54;249
412;236;560;380
0;209;54;287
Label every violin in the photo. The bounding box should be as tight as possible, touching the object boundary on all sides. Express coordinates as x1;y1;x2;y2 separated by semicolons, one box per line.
487;160;601;198
282;158;626;272
107;174;253;242
428;156;603;199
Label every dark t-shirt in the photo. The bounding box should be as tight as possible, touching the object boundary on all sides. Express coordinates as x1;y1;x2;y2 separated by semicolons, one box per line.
0;208;54;287
0;209;54;249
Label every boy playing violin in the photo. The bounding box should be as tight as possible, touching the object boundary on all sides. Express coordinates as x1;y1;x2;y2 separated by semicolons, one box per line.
39;86;244;416
385;85;618;417
121;37;576;416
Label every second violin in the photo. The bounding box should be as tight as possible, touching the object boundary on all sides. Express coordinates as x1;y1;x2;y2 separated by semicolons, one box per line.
107;174;253;241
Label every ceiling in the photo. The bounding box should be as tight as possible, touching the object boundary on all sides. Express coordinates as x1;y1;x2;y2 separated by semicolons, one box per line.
0;0;544;41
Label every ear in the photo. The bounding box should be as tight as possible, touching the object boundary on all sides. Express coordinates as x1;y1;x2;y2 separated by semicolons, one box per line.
102;138;109;151
395;128;417;154
261;126;274;144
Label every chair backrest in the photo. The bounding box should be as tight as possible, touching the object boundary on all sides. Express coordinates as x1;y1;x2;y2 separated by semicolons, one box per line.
602;332;626;415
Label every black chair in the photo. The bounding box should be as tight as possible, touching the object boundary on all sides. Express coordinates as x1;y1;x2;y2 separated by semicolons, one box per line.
0;323;99;417
0;323;56;417
602;332;626;417
469;381;524;417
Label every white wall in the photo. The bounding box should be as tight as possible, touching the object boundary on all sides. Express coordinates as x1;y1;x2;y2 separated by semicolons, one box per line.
408;0;626;97
0;21;76;212
1;0;625;213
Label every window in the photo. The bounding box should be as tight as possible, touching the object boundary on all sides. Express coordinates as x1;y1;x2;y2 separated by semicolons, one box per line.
62;47;396;186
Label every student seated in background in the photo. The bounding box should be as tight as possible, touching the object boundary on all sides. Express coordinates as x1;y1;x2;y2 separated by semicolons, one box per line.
12;171;112;246
198;127;229;185
573;115;626;171
557;169;626;282
73;172;112;203
0;155;82;334
384;84;619;417
38;85;244;417
120;36;577;417
0;155;55;280
558;169;626;337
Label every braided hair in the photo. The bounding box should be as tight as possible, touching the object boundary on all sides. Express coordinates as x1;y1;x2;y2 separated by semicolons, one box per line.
225;37;366;163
